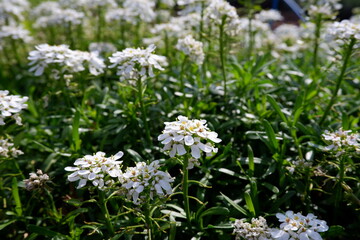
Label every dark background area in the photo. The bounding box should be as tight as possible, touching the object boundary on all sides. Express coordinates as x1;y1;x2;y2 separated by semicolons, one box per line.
228;0;360;21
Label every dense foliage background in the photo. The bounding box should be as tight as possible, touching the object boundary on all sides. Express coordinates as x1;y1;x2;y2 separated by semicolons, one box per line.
1;0;360;239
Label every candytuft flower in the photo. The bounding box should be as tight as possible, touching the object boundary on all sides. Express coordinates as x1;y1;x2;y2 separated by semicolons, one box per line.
270;211;329;240
158;116;221;160
233;216;271;240
65;151;123;190
322;128;360;156
24;169;51;191
0;136;23;158
109;44;167;81
176;35;205;65
0;90;28;125
119;160;174;205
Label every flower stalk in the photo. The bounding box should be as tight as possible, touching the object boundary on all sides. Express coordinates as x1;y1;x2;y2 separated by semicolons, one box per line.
182;154;191;225
137;76;152;147
319;37;356;125
98;190;115;236
219;16;227;99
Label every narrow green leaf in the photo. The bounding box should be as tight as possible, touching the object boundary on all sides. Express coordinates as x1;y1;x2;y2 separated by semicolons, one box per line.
244;192;255;217
199;207;230;219
28;225;67;238
0;219;16;230
11;177;22;216
71;109;81;151
267;95;288;123
220;192;247;216
263;120;279;151
292;107;303;127
270;191;296;212
247;145;254;177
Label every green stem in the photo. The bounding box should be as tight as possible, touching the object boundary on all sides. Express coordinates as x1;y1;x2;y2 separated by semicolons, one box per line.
182;155;191;225
219;16;227;100
179;56;188;116
144;203;154;240
98;190;115;236
137;77;152;146
335;155;346;208
97;6;104;42
319;38;356;125
312;15;322;73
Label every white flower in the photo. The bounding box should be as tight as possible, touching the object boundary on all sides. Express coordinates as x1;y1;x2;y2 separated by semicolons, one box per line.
109;44;167;81
326;20;360;42
255;9;283;22
271;211;329;240
203;0;239;26
322;128;360;156
0;136;23;158
65;151;123;190
123;0;156;23
0;90;28;126
119;160;174;205
23;169;50;191
0;25;32;43
59;0;117;10
33;8;84;28
176;35;205;65
158;116;221;160
0;0;29;23
233;216;271;240
28;44;105;77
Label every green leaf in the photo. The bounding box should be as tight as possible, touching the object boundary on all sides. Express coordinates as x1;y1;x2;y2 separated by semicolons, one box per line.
126;149;144;162
323;225;345;238
244;192;255;217
292;107;303;127
247;145;254;177
220;192;247;216
267;95;288;124
262;120;279;152
11;177;22;216
28;225;68;238
199;207;230;218
71;109;81;152
0;219;16;230
270;191;296;212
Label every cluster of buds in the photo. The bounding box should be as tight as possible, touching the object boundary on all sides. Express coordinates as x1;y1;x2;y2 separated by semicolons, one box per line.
233;216;271;240
24;170;50;191
0;137;23;158
0;90;28;126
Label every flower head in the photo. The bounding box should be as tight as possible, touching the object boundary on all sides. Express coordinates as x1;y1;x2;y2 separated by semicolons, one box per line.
0;90;28;125
158;116;221;160
119;160;174;205
24;169;51;191
322;128;360;156
233;216;271;240
65;151;123;190
28;44;105;77
0;136;23;158
271;211;329;240
109;44;167;80
176;35;204;65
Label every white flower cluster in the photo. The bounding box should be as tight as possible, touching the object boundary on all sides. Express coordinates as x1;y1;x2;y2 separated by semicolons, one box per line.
122;0;156;23
0;90;28;125
33;8;84;28
59;0;118;10
0;25;32;43
322;128;360;156
65;151;124;190
233;216;271;240
0;0;29;23
203;0;239;26
24;169;50;191
273;24;305;53
89;42;117;55
302;0;342;19
271;211;328;240
109;44;167;80
28;44;106;77
0;137;23;158
119;160;174;205
176;35;204;65
158;116;221;160
326;20;360;42
255;9;283;23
